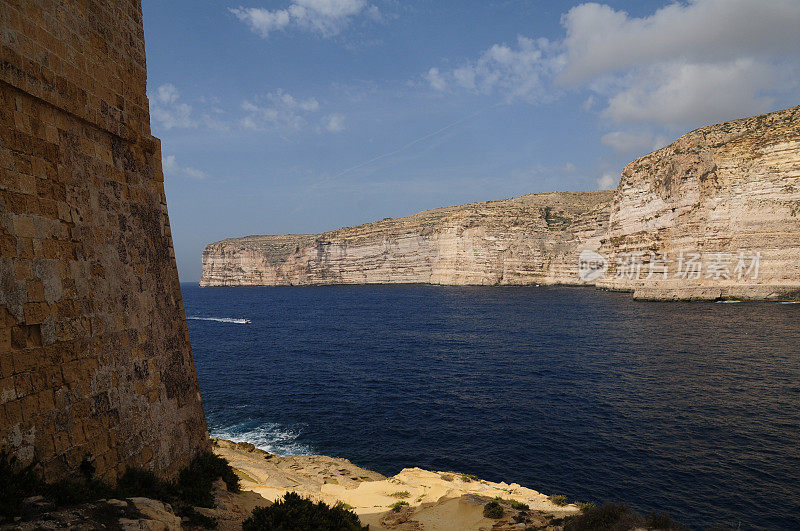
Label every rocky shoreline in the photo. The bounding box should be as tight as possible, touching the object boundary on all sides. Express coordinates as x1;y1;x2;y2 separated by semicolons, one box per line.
5;438;686;530
211;438;580;530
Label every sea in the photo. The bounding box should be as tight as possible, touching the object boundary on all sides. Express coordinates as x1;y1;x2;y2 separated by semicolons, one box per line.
181;283;800;529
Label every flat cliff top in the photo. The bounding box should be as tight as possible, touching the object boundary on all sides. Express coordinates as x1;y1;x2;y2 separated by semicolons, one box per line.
204;234;318;266
204;190;615;254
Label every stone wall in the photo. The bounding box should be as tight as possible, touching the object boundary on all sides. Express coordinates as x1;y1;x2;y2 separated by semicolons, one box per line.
0;0;208;481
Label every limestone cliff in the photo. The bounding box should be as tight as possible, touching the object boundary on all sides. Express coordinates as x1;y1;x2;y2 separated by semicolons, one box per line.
200;191;614;286
596;105;800;300
201;106;800;300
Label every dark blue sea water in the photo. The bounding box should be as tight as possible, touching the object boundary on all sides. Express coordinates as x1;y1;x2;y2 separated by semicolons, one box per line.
181;284;800;529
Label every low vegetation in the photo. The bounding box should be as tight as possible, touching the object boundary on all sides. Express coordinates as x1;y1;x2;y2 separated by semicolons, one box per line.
483;500;504;519
563;502;685;530
0;448;239;528
0;450;43;519
390;500;409;512
242;492;367;530
549;494;569;506
509;499;530;511
389;490;410;498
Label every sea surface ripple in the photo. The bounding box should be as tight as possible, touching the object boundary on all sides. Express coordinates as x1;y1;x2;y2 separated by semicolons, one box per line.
182;284;800;529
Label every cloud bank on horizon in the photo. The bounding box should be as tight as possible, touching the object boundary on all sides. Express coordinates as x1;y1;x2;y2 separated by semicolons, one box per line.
425;0;800;130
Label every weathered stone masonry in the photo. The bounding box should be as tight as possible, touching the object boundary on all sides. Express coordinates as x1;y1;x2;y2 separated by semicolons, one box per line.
0;0;208;481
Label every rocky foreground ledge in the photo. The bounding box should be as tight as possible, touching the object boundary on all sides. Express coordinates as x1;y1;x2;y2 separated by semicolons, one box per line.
211;438;579;530
213;438;581;530
5;439;685;530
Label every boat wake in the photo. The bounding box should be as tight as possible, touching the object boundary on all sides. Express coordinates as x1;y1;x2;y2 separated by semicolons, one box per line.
188;316;251;324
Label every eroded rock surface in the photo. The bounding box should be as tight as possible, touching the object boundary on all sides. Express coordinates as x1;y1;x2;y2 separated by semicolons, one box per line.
201;106;800;301
200;191;613;287
596;105;800;300
212;438;579;531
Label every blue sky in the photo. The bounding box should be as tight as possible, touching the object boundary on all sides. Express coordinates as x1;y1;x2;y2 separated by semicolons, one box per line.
141;0;800;281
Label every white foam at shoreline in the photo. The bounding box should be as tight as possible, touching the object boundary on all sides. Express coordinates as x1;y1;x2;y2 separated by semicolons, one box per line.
211;421;312;456
188;316;251;324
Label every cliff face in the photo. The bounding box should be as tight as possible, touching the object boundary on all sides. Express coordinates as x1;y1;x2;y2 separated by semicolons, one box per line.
0;0;207;480
596;105;800;300
201;106;800;300
200;191;614;286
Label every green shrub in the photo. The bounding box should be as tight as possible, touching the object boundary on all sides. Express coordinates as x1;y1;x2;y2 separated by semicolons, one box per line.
191;452;241;493
646;511;685;530
177;465;215;507
178;505;218;529
563;502;642;530
177;451;241;508
0;447;239;524
390;501;409;512
548;494;569;506
563;502;685;530
510;500;530;511
116;468;173;501
44;478;112;506
483;500;504;519
389;491;409;499
242;492;367;530
0;450;41;519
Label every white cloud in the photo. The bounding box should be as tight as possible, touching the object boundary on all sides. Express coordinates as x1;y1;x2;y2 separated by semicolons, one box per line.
603;59;777;126
155;84;180;105
435;36;563;102
149;84;196;130
162;155;207;180
231;7;290;37
322;113;346;132
425;68;446;91
231;0;375;39
425;0;800;128
558;0;800;85
241;89;321;131
597;172;618;190
560;0;800;128
601;130;669;156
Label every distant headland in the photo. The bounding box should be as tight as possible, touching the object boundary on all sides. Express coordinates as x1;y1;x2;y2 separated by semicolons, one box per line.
201;105;800;301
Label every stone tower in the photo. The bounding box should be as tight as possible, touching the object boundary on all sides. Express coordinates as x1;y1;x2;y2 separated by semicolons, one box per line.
1;0;208;480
